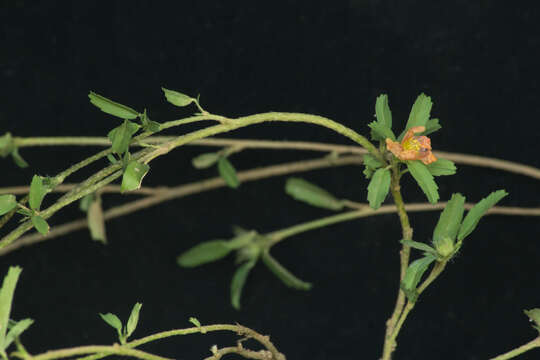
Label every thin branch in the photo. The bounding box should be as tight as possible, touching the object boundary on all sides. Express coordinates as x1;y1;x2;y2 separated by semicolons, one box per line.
25;345;172;360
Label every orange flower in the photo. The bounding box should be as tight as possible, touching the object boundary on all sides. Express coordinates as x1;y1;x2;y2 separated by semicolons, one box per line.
385;126;437;165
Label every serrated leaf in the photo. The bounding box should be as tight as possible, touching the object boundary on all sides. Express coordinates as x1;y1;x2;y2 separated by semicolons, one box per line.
524;309;540;333
29;175;47;211
261;252;312;290
402;93;432;137
121;160;150;193
422;118;441;135
11;148;28;168
218;157;240;189
4;318;33;350
0;195;17;216
363;166;374;179
285;177;343;211
406;161;439;204
427;158;456;176
400;254;436;303
375;94;392;129
231;259;256;310
400;240;437;254
161;87;194;107
177;240;232;268
108;120;140;155
368;121;396;141
0;266;22;347
367;168;391;209
126;303;142;339
99;313;123;336
432;193;465;248
363;154;383;169
87;196;107;243
88;92;139;119
31;215;49;235
192;153;220;169
458;190;508;241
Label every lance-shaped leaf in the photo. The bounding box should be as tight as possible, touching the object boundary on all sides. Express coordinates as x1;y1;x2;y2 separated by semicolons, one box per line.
231;259;256;310
422;118;441;136
88;92;139;119
407;161;439;204
285;177;343;211
399;93;432;140
367;168;391;209
126;303;142;339
161;87;194;107
524;308;540;333
0;267;22;348
261;251;312;290
218;157;240;189
29;175;48;211
121;160;150;193
87;196;107;243
177;240;233;268
31;215;49;235
368;121;396;141
400;254;436;303
108;120;140;155
99;313;123;338
0;195;17;216
375;94;392;129
192;152;220;169
432;193;465;251
79;194;94;212
426;158;456;176
189;317;206;333
4;318;33;351
400;240;437;256
457;190;508;242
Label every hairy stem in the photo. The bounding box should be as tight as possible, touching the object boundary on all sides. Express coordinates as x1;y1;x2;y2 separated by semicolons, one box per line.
489;337;540;360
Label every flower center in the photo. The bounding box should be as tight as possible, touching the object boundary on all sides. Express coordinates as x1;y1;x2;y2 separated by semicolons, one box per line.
402;137;422;151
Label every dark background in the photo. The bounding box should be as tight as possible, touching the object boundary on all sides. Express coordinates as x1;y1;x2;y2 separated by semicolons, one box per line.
1;1;540;359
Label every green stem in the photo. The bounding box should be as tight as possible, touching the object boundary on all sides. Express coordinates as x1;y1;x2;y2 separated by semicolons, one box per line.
489;337;540;360
26;345;172;360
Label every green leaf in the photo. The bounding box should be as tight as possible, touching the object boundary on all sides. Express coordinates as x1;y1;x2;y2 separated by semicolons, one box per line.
285;177;343;211
192;152;220;169
126;303;142;339
432;193;465;248
87;197;107;243
400;240;437;255
0;267;22;348
0;133;14;158
88;92;139;120
31;215;49;235
406;161;439;204
367;168;391;209
140;110;161;132
363;154;383;170
261;251;312;290
161;87;194;107
121;160;150;193
189;317;201;327
368;121;396;141
107;154;118;164
422;118;441;136
230;259;256;310
375;94;392;129
426;158;456;176
363;166;374;179
400;254;436;303
99;313;123;337
402;93;432;137
218;157;240;189
29;175;48;211
0;195;17;216
458;190;508;242
524;308;540;333
177;240;233;268
11;149;29;168
227;231;257;249
79;194;94;212
4;318;33;350
108;120;140;155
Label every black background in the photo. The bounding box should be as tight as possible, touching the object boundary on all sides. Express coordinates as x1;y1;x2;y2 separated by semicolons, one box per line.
1;1;540;359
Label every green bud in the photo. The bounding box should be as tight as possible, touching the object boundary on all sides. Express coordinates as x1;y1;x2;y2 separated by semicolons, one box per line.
434;236;455;257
